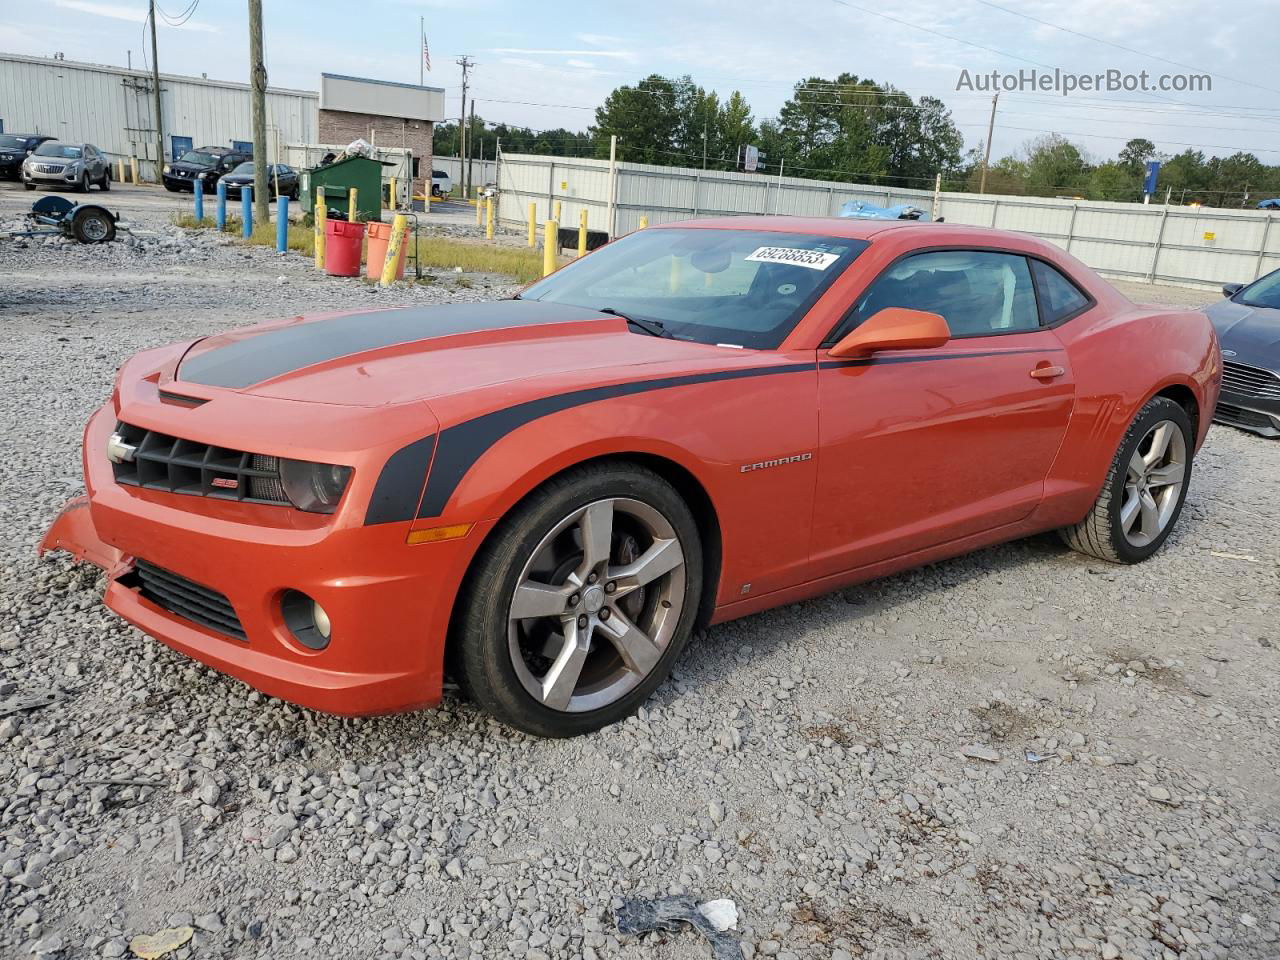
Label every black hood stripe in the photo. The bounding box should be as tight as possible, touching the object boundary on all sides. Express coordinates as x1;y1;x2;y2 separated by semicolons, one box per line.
365;346;1052;525
180;300;608;390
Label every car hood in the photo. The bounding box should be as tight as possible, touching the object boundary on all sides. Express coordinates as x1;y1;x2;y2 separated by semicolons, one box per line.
1204;299;1280;368
170;162;217;173
173;300;747;407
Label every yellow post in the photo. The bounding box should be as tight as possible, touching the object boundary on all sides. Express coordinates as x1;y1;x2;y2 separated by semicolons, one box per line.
116;157;125;182
389;176;397;210
669;256;681;293
542;220;558;277
314;190;327;271
485;197;495;240
380;214;409;287
348;187;358;224
129;156;139;185
527;203;537;247
475;192;483;225
553;199;562;223
577;209;588;257
639;216;649;230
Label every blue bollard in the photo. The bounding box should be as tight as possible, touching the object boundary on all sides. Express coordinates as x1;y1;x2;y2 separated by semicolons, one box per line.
215;180;227;231
194;178;204;222
242;186;253;238
276;195;289;253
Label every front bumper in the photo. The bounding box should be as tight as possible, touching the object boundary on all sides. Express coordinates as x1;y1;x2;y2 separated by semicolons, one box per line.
1213;388;1280;438
41;402;481;715
162;173;208;192
23;165;80;185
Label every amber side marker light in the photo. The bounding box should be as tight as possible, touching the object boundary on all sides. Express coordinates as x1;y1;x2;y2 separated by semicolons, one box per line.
406;523;473;545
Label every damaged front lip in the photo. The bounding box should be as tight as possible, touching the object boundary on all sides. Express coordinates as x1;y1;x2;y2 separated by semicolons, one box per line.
38;495;125;572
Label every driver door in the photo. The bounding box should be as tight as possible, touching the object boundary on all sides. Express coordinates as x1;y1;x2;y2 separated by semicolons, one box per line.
811;249;1076;578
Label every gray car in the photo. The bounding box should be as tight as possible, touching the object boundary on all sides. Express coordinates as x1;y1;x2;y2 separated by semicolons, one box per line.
1204;268;1280;437
22;141;111;192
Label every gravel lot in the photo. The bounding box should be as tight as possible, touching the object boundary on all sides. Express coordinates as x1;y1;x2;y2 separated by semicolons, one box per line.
2;194;1279;960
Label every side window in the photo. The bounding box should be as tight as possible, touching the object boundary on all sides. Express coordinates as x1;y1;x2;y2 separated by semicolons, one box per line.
1031;259;1090;324
843;250;1040;338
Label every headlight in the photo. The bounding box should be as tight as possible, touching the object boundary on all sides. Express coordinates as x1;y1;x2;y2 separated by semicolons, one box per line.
197;171;208;179
163;164;171;174
279;459;352;513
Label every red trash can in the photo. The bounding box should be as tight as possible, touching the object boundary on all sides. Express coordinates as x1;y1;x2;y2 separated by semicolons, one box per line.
365;221;407;280
324;219;365;277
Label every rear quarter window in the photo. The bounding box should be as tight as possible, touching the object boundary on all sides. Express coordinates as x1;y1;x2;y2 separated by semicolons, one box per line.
1031;260;1091;324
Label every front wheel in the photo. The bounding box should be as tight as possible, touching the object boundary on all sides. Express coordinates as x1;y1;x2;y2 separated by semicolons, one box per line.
76;172;90;193
1059;396;1194;563
452;463;703;737
100;169;111;191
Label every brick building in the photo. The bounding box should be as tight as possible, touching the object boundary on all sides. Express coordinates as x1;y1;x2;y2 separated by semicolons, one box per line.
318;73;445;200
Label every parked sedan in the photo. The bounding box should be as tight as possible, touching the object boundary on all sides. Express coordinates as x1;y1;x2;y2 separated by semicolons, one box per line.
22;141;111;192
0;133;53;180
219;162;299;200
1204;268;1280;436
162;147;250;193
41;218;1218;737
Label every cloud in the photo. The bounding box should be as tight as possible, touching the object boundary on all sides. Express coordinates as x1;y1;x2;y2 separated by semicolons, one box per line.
489;47;635;60
565;59;601;70
576;33;624;47
51;0;218;31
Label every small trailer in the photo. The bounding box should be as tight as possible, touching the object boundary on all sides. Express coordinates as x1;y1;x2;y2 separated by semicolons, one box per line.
8;195;119;243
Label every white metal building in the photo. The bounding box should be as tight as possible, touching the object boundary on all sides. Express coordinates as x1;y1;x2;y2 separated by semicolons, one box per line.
0;52;317;179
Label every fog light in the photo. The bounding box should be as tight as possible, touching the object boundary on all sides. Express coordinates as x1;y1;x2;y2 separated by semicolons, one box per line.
281;590;331;650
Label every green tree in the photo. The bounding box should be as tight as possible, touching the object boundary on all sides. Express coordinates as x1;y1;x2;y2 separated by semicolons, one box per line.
1118;138;1155;176
1023;134;1089;196
1087;161;1139;201
590;75;683;164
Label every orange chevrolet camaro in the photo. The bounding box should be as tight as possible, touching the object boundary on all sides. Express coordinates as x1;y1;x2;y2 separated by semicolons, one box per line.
42;217;1220;737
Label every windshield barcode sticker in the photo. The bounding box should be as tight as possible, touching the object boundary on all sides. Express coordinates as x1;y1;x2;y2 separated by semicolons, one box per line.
745;246;840;270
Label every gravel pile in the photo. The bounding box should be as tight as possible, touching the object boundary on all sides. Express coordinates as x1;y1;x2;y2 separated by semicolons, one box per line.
1;209;1278;960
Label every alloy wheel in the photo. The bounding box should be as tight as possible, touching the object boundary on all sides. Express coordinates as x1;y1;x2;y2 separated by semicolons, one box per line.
1120;419;1187;547
507;497;686;713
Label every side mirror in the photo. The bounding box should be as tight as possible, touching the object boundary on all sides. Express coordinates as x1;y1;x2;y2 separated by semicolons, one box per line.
829;307;950;358
1222;282;1244;298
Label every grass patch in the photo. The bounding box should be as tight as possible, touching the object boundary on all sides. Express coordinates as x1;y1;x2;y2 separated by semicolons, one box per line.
172;211;553;283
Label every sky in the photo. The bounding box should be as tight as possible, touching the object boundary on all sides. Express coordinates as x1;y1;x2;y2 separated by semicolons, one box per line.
5;0;1280;169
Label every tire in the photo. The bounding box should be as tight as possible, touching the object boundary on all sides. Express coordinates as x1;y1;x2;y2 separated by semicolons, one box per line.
76;172;89;193
100;169;111;191
452;462;703;737
70;207;116;244
1059;396;1194;564
24;181;35;191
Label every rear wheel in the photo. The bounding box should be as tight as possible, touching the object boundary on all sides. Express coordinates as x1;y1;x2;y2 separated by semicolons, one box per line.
1059;396;1193;563
453;463;702;737
70;207;116;243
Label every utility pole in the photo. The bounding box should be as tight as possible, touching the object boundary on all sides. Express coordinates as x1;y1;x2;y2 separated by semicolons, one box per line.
148;0;163;182
978;91;998;195
467;100;476;201
456;55;474;200
248;0;269;224
702;118;708;170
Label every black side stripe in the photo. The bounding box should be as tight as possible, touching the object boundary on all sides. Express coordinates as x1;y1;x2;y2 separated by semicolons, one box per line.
416;363;814;520
364;434;436;525
365;347;1063;525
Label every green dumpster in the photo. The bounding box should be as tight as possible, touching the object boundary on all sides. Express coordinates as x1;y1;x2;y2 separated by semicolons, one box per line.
300;155;385;222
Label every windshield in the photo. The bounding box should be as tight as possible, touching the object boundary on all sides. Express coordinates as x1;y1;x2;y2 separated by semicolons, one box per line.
178;151;219;166
1237;269;1280;311
33;142;82;159
230;162;254;175
0;135;29;150
520;227;868;348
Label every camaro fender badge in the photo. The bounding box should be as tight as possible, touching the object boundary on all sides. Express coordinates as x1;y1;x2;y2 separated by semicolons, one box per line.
106;432;137;465
740;452;813;473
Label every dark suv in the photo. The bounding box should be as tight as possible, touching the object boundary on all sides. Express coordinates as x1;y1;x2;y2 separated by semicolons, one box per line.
0;134;54;181
162;146;251;193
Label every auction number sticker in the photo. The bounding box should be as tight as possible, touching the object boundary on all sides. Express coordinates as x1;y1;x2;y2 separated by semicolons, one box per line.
745;246;840;270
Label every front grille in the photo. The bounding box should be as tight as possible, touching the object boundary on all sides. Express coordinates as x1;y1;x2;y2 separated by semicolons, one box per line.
1215;402;1278;431
1222;360;1280;401
111;422;289;505
33;163;64;174
128;560;246;640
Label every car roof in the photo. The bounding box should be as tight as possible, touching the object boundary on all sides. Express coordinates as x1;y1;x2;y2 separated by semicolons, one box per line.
651;215;1051;248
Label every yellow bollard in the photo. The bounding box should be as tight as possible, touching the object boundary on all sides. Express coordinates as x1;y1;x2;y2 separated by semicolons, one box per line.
475;192;483;225
553;200;562;223
669;256;681;293
542;220;558;277
314;191;327;271
116;157;125;183
130;156;139;185
577;209;587;257
388;176;397;211
639;216;649;229
527;203;537;247
380;214;409;287
486;197;495;240
348;187;358;224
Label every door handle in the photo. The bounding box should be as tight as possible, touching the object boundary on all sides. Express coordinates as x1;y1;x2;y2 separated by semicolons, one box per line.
1029;364;1065;380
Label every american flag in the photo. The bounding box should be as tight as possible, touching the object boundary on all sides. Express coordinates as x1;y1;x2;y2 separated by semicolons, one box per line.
422;32;431;72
